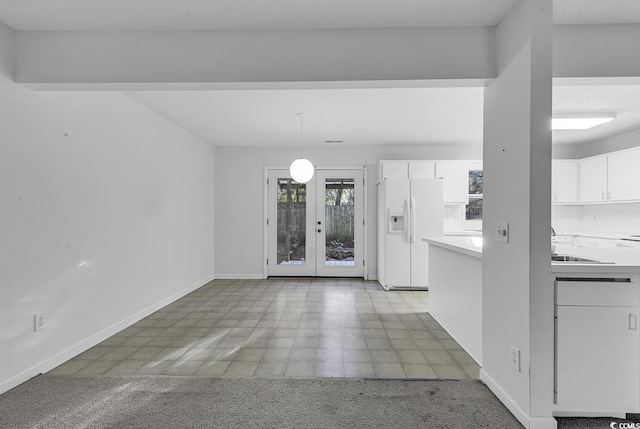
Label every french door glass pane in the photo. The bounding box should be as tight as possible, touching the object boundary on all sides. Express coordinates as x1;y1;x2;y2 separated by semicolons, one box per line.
324;178;355;267
277;178;307;265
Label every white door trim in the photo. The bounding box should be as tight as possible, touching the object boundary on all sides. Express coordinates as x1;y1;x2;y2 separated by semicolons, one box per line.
263;165;367;278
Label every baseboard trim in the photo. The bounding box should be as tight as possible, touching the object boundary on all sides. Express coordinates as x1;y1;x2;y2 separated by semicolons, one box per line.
480;369;531;429
553;411;625;418
529;416;558;429
214;274;267;279
479;370;558;429
0;273;214;395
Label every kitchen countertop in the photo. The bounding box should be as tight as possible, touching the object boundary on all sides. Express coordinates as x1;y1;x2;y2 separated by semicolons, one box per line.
422;236;482;259
554;231;640;241
423;235;640;273
551;246;640;273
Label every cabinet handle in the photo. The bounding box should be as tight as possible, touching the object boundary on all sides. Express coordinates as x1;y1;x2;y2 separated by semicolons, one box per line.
608;192;611;200
630;314;638;331
553;194;557;201
601;192;606;200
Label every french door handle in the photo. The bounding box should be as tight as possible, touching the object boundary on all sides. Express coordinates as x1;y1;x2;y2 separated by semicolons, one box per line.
411;197;416;243
405;198;411;243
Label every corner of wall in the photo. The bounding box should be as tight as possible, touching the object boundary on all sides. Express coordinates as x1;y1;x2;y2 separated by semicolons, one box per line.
0;21;16;81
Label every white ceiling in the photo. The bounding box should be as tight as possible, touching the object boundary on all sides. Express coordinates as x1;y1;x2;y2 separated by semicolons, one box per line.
0;0;519;31
1;0;640;31
553;0;640;25
125;85;640;147
1;0;640;147
127;88;485;147
553;85;640;145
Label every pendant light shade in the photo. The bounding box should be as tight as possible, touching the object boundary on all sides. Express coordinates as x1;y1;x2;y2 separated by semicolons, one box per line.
289;113;314;183
290;158;315;183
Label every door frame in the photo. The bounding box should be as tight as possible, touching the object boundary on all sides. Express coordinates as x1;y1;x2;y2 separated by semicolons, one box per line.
263;165;368;279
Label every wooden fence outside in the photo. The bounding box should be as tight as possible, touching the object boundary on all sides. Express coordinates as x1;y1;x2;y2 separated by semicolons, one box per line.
277;203;355;245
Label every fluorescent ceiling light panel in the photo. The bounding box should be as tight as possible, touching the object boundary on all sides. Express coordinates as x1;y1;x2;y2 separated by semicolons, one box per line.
552;113;616;130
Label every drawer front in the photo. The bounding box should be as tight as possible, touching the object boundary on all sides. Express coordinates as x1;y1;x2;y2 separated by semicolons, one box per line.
556;280;638;307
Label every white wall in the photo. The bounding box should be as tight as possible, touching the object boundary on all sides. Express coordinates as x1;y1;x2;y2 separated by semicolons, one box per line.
571;127;640;159
214;144;481;279
551;205;583;233
0;22;216;394
581;203;640;234
482;1;554;428
554;203;640;235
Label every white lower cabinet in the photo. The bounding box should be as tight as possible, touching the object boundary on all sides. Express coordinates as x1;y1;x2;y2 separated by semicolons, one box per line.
555;278;640;415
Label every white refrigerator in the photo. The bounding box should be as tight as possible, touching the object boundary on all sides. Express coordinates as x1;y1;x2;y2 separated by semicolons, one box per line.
377;178;444;290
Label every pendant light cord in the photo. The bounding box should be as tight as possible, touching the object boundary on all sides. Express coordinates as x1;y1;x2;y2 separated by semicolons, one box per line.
297;113;307;158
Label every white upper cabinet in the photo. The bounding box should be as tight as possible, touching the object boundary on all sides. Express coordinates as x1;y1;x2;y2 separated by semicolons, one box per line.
607;147;640;202
435;161;469;204
379;160;468;203
552;160;579;204
579;155;608;203
578;147;640;203
379;160;436;181
379;161;411;180
408;161;436;179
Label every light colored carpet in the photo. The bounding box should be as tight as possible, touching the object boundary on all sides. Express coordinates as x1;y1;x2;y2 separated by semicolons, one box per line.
1;375;523;428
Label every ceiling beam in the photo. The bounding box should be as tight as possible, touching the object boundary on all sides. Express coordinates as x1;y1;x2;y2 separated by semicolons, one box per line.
15;24;640;90
554;24;640;80
16;27;496;90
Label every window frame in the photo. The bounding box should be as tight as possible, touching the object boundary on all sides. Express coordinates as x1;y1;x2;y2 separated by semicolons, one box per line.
463;161;483;232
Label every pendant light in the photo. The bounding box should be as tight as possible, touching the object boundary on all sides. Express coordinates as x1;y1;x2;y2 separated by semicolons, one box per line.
289;113;314;183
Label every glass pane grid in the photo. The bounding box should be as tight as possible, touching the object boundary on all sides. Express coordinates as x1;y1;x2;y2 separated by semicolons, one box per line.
277;178;307;265
324;178;356;267
466;170;483;221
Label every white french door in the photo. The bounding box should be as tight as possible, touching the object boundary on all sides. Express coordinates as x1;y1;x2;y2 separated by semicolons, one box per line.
315;169;365;277
266;168;364;277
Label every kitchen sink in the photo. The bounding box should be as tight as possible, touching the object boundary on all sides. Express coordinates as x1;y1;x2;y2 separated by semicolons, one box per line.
551;254;612;264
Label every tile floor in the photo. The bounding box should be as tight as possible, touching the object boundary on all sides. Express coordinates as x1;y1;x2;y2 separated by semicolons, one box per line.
49;278;480;379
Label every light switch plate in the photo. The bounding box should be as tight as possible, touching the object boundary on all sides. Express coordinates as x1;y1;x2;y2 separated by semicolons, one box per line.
497;222;509;243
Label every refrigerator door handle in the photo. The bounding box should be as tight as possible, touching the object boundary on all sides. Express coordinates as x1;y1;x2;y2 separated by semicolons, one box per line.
405;198;411;243
411;197;416;243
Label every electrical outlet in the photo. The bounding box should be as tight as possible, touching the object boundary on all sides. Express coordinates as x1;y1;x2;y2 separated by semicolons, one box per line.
34;314;45;332
497;222;509;243
510;346;520;372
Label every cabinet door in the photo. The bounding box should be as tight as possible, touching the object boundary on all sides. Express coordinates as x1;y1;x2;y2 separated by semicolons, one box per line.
379;161;409;181
556;306;639;413
435;161;469;204
408;161;435;179
579;156;608;203
552;160;578;203
608;147;640;201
